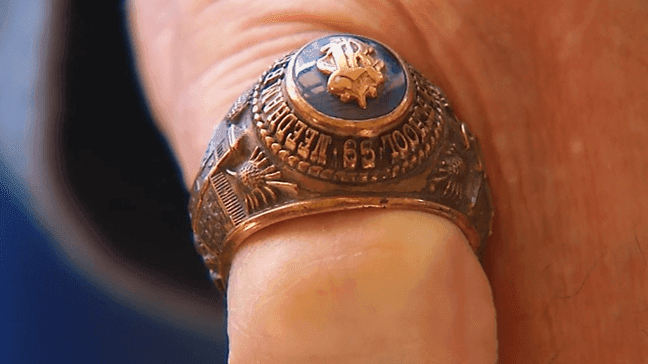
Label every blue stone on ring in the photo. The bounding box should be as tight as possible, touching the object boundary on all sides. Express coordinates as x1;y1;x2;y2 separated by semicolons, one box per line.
290;34;407;120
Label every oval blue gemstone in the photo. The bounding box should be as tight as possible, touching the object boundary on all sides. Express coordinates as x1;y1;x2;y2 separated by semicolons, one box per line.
291;35;407;120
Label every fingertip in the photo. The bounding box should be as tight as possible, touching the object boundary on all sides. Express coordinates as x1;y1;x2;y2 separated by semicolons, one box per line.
227;210;497;363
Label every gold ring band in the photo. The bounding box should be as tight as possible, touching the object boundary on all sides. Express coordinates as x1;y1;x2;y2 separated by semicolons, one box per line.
188;34;494;291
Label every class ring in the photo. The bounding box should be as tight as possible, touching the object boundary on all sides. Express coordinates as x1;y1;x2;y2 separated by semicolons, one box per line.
188;34;494;291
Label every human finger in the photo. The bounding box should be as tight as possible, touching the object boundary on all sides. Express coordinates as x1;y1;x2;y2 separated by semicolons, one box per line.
128;0;498;362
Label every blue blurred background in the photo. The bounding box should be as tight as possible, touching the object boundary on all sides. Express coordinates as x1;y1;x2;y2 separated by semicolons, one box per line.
1;0;228;362
1;164;227;363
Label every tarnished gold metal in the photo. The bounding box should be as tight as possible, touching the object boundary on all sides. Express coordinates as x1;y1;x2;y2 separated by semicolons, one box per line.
188;34;494;291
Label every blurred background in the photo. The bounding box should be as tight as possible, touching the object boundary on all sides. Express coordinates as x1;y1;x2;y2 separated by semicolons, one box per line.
1;0;228;362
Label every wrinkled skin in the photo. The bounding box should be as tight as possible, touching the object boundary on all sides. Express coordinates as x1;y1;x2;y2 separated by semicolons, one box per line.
128;0;648;362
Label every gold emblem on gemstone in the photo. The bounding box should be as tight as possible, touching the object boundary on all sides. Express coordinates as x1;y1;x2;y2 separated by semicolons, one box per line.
316;38;386;109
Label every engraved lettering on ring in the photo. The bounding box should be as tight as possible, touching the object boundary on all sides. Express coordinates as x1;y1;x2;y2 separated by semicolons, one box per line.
343;139;358;169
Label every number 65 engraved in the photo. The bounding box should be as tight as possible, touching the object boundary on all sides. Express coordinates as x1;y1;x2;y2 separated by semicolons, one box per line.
344;139;376;170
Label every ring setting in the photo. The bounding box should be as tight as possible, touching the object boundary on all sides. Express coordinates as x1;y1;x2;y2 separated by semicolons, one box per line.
189;34;493;291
